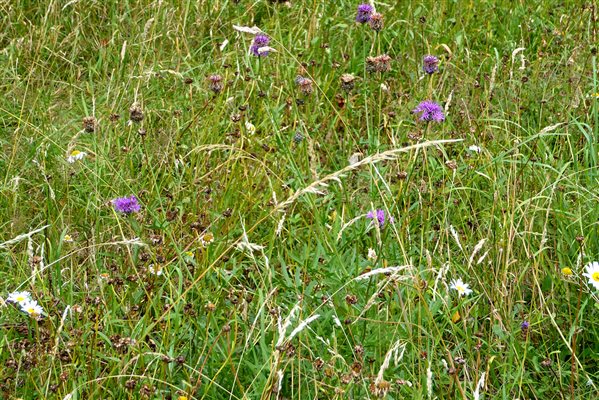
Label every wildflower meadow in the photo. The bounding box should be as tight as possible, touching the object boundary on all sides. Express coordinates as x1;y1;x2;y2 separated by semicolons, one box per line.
1;1;599;399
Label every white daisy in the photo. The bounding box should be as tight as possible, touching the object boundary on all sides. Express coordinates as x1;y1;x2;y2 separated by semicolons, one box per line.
67;150;87;163
582;261;599;290
20;299;44;318
450;278;473;297
468;145;482;154
148;264;163;276
7;291;31;305
245;121;256;134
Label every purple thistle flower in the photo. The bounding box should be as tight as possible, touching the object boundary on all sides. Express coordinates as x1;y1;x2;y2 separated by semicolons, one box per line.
356;4;374;23
366;209;394;227
412;100;445;122
423;55;439;74
112;195;141;214
250;34;270;57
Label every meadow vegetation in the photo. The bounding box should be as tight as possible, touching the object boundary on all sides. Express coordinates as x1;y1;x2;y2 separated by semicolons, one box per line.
1;0;598;398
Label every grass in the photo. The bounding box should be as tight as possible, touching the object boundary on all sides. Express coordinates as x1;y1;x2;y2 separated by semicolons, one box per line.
0;0;598;398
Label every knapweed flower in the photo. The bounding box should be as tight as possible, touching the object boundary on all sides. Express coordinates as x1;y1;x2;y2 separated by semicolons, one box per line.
356;4;374;23
208;74;224;94
412;100;445;122
582;261;599;290
20;299;44;318
112;195;141;214
366;209;394;227
369;13;384;31
450;278;473;297
7;291;31;305
250;34;270;57
366;54;391;73
295;76;314;95
129;102;144;123
423;55;439;74
67;150;87;163
82;116;97;133
561;267;573;276
340;74;356;92
520;320;530;330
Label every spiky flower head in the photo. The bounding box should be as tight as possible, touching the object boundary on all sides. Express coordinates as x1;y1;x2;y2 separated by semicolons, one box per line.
423;55;439;74
129;102;144;123
356;4;374;23
83;116;97;133
412;100;445;122
366;209;394;227
208;74;224;94
112;195;141;214
340;73;356;92
250;34;270;57
295;76;314;95
369;13;384;31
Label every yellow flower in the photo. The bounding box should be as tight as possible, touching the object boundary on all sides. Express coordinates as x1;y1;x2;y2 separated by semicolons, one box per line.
561;267;573;276
184;251;194;258
177;397;189;400
63;234;73;242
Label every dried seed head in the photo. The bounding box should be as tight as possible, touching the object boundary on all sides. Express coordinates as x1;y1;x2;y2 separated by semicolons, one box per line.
369;13;384;32
129;102;144;123
295;76;314;95
340;73;356;92
83;116;97;133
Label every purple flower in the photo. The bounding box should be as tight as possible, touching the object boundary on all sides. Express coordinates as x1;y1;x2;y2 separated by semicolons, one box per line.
250;34;270;57
366;209;394;227
520;321;530;330
423;55;439;74
112;195;141;214
356;4;374;23
412;101;445;122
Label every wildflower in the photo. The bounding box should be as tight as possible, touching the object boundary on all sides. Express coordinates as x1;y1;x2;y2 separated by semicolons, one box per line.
112;195;141;214
200;232;214;247
7;291;31;305
183;251;194;259
295;76;314;95
356;4;373;23
250;34;270;57
148;264;163;276
340;73;356;92
369;13;384;31
366;54;391;73
423;55;439;74
245;121;256;134
82;116;97;133
129;102;144;123
20;299;44;318
520;321;530;339
367;248;377;261
63;234;74;242
412;100;445;122
293;131;304;143
450;278;473;297
561;267;573;276
366;209;394;227
468;145;482;154
582;261;599;290
208;74;224;94
67;150;87;163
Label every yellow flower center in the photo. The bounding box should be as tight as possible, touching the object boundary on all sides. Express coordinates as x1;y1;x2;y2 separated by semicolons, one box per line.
70;150;81;156
26;307;37;315
16;296;26;302
561;267;573;276
592;272;599;282
456;285;465;292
